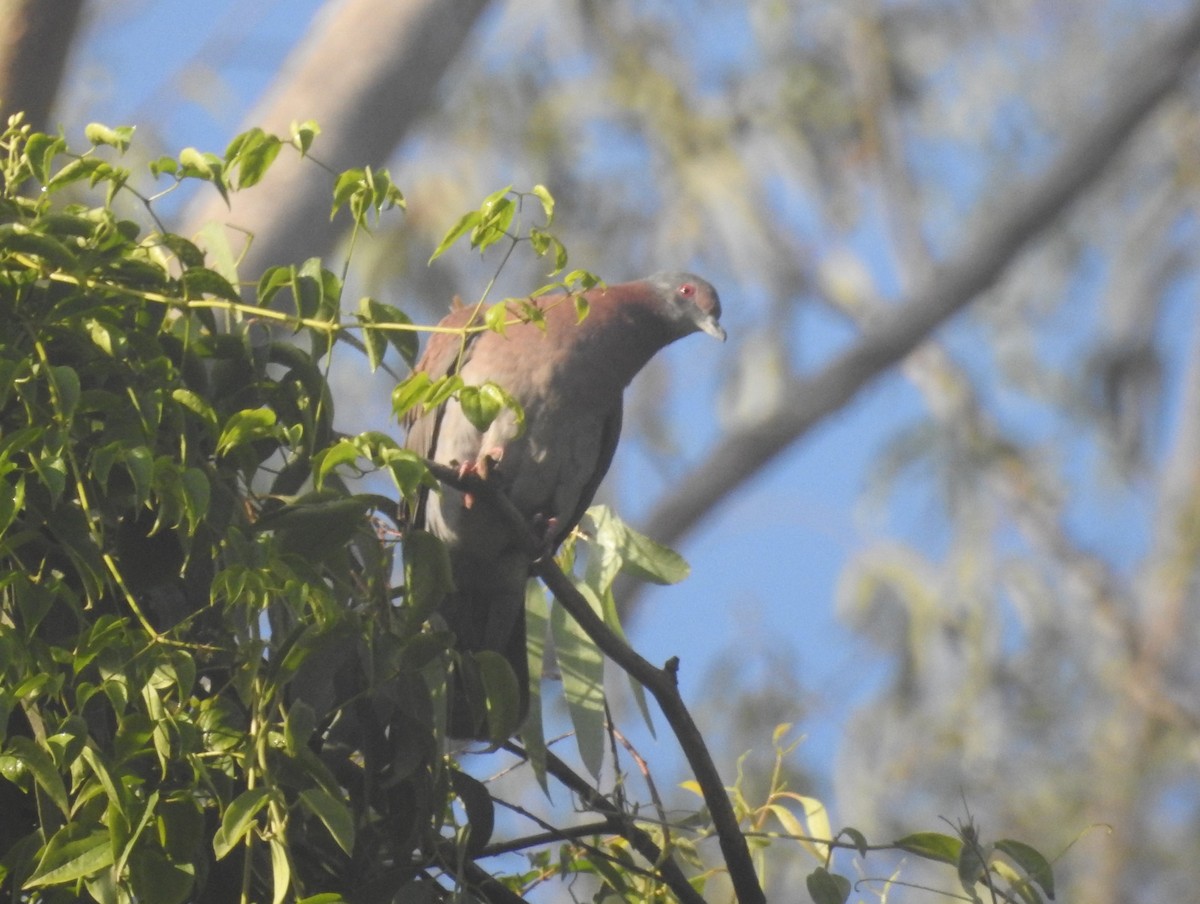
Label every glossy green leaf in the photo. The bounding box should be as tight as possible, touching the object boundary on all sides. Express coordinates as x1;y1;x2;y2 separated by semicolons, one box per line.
428;209;481;263
216;408;278;456
84;122;135;152
0;225;78;268
213;787;272;859
839;826;870;857
24;828;113;888
805;867;851;904
449;770;494;854
894;831;962;865
183;266;240;302
530;184;554;221
270;837;290;904
996;838;1055;900
474;650;524;743
404;529;453;624
459;382;524;435
291;119;320;155
3;735;69;817
299;788;355;856
551;582;606;778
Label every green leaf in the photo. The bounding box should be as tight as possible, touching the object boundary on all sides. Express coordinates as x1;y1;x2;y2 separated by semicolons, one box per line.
404;530;453;623
225;127;282;189
894;831;962;865
256;264;294;307
291;119;320;155
483;300;510;336
216;408;278;456
551;583;606;778
3;735;69;818
839;826;869;857
805;867;851;904
183;266;241;302
26;132;66;183
284;701;316;756
123;446;154;506
991;859;1044;904
127;845;195;904
299;788;356;856
178;147;216;180
84;122;135;152
531;184;555;222
268;838;290;904
473;650;524;742
24;828;113;888
171;388;218;431
585;505;689;589
313;438;363;488
49;365;80;420
0;224;78;268
995;838;1055;900
195;220;241;285
428;209;481;263
521;580;550;794
459;382;523;434
213;787;272;859
391;371;432;420
449;770;494;854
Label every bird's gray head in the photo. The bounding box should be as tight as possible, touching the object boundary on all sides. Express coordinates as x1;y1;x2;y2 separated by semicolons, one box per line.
646;271;726;342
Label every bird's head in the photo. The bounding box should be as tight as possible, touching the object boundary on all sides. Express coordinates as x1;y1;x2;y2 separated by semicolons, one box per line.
646;271;726;342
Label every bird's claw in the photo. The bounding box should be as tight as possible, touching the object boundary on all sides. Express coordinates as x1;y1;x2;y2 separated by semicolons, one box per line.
530;512;560;560
458;447;505;509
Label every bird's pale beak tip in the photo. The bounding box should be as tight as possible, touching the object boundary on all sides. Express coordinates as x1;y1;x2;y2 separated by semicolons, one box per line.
703;320;727;342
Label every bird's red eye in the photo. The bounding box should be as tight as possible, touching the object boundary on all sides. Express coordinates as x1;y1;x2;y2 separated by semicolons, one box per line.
678;283;695;297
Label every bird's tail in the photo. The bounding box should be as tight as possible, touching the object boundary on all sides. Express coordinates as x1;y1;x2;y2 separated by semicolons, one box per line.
440;566;530;741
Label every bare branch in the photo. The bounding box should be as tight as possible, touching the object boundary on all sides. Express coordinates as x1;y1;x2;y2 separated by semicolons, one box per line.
623;4;1200;609
178;0;491;279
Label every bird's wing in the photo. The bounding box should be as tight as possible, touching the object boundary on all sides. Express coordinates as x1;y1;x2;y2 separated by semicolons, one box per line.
554;404;623;548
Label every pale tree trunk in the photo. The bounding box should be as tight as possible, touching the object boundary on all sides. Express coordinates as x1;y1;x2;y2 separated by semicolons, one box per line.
0;0;85;132
179;0;492;281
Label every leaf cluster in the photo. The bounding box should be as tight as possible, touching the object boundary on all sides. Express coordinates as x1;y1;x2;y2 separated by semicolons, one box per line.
0;117;468;903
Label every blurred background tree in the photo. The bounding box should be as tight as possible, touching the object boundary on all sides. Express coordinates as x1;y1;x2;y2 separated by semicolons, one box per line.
15;1;1200;900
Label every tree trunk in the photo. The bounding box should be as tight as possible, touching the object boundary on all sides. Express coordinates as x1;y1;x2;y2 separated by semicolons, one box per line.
0;0;85;132
178;0;492;282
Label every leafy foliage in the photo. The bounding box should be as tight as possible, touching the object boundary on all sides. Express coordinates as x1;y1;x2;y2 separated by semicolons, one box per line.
0;116;1056;903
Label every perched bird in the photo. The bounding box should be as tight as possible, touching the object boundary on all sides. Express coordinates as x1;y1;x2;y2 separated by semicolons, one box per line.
405;272;724;738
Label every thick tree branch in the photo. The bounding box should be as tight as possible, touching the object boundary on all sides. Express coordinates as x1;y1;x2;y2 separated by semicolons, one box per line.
0;0;85;133
424;459;764;904
178;0;491;279
624;5;1200;605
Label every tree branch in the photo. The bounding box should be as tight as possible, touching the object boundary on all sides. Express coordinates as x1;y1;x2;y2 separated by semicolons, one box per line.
621;4;1200;610
498;740;707;904
424;459;764;904
0;0;84;133
178;0;492;279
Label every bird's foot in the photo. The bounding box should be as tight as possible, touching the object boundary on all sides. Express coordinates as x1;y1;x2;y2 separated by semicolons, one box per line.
458;447;505;509
530;512;560;560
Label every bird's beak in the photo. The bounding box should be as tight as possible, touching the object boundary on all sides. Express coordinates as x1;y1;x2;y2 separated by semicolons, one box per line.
700;316;727;342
